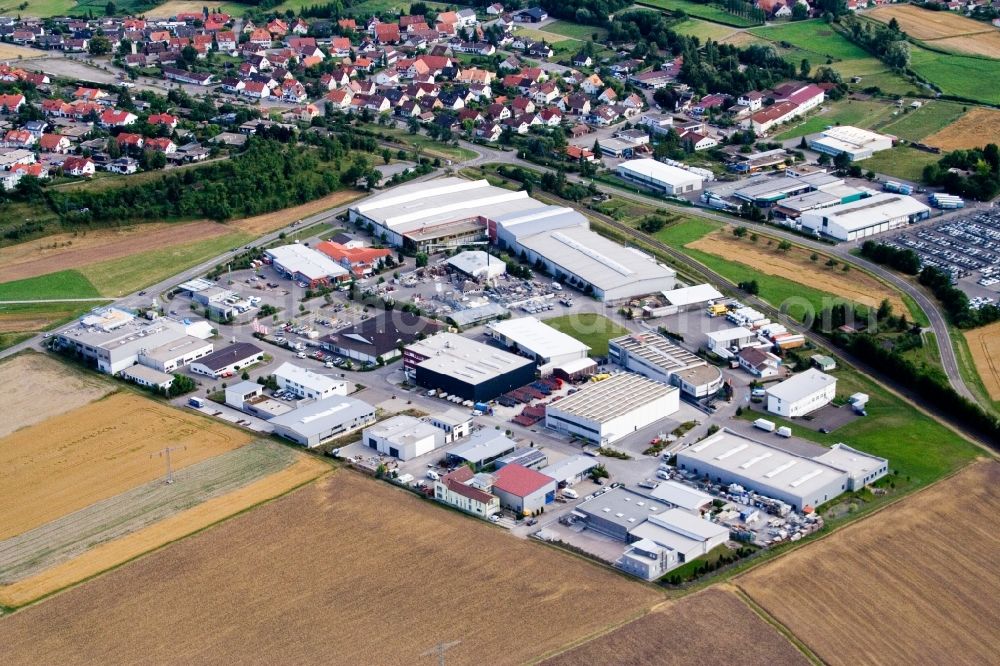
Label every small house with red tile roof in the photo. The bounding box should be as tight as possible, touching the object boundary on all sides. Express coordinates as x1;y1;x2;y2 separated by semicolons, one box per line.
492;463;556;515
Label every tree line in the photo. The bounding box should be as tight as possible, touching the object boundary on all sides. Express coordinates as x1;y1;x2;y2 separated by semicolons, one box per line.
922;144;1000;202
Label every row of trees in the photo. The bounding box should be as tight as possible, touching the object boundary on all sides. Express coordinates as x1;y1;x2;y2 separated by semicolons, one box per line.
842;16;911;71
858;240;922;275
922;144;1000;201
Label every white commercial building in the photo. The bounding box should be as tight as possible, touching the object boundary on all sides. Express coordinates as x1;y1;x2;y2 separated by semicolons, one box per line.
486;316;590;375
491;205;588;252
264;244;349;286
362;414;445;460
617;159;703;195
705;326;758;358
539;454;599;487
545;373;679;445
138;335;214;373
269;395;376;448
647;480;714;514
516;226;677;301
808;126;894;162
766;368;837;417
799;193;931;242
273;362;348;400
447;250;507;281
676;428;887;511
120;364;175;391
609;332;723;399
642;284;724;317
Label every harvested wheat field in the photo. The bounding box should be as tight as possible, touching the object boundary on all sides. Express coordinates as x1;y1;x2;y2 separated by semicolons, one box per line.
230;190;362;235
925;107;1000;152
963;320;1000;399
929;31;1000;58
0;353;113;438
0;472;660;664
868;4;997;41
738;460;1000;666
687;230;907;312
144;0;237;18
0;449;328;608
543;587;809;665
0;392;251;540
0;43;44;59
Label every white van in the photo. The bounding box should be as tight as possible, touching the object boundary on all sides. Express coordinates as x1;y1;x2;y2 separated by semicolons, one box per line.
562;488;579;500
551;281;562;291
656;469;670;480
426;470;440;481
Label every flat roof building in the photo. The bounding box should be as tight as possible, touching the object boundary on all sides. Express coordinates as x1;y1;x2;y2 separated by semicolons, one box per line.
799;193;930;242
189;342;264;378
617;159;703;195
676;428;887;511
273;362;348;400
808;125;894;161
404;332;536;401
362;415;445;460
545;373;680;445
539;454;598;486
446;429;518;470
492;463;557;515
491;205;588;252
120;364;175;391
322;311;443;365
609;332;723;399
137;334;214;373
486;316;590;375
269;395;376;448
647;480;714;514
264;244;349;286
495;447;549;471
766;368;837;418
447;250;506;281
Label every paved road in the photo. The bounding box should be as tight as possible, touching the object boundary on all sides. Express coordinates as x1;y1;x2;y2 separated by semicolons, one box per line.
0;298;111;303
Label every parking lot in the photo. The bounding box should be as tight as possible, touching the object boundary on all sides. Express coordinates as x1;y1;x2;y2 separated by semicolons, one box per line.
882;207;1000;303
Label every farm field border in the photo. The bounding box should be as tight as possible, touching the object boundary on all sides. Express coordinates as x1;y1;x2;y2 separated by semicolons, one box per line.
924;107;1000;151
961;320;1000;401
634;0;760;27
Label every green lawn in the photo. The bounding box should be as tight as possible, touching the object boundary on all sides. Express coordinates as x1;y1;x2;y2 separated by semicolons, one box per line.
0;270;100;301
0;300;108;351
379;127;477;162
877;100;968;142
909;46;1000;106
655;218;723;247
860;145;941;182
635;0;760;27
79;231;252;297
669;17;738;42
545;20;607;41
541;313;628;357
750;20;871;60
774;99;898;140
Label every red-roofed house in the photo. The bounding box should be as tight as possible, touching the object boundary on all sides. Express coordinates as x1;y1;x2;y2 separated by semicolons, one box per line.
434;467;500;518
316;241;390;277
116;132;144;150
145;137;177;153
38;133;71;153
0;93;25;113
147;112;178;130
2;129;34;148
100;109;138;128
375;22;401;43
74;86;106;101
492;463;556;515
63;156;95;177
249;28;272;45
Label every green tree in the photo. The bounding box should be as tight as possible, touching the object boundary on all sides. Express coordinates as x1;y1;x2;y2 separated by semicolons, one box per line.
89;34;111;55
415;252;429;267
105;0;116;15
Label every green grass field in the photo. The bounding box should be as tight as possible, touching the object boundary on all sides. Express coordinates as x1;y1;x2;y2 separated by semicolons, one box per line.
541;313;628;357
750;20;871;61
909;47;1000;106
878;101;967;142
0;301;107;351
379;127;477;162
670;17;738;42
774;99;898;140
860;145;941;182
78;231;252;297
545;20;607;41
0;270;100;301
635;0;759;27
655;218;723;247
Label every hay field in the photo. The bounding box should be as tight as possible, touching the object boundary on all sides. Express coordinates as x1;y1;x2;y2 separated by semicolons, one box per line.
0;353;114;438
738;460;1000;666
930;31;1000;59
687;230;907;312
544;587;809;665
0;451;327;608
924;107;1000;151
0;43;45;59
868;4;997;41
0;392;251;540
0;472;661;664
143;1;248;18
230;189;361;235
962;320;1000;400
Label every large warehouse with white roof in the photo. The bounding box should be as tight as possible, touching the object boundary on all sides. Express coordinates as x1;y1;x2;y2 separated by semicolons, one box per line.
675;428;888;511
485;316;590;375
808;125;894;162
609;332;723;399
799;193;930;241
264;244;349;286
616;159;703;195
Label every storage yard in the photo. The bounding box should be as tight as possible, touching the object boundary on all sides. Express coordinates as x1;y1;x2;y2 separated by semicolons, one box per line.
738;460;1000;665
0;472;662;664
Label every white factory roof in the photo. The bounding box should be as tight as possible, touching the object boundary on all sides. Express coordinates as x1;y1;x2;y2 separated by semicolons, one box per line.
817;125;892;149
518;226;676;292
679;429;844;499
648;480;714;511
617;159;702;186
60;316;187;355
269;396;374;437
493;205;588;240
611;332;704;372
447;250;507;279
448;430;517;462
141;335;212;362
487;316;590;359
265;244;349;281
547;373;676;423
120;364;175;385
365;414;440;444
648;508;729;541
807;194;929;232
540;454;598;483
409;332;532;382
554;357;598;375
662;283;723;307
706;326;755;343
80;307;134;331
775;190;841;212
766;368;836;403
274;362;346;393
813;443;887;477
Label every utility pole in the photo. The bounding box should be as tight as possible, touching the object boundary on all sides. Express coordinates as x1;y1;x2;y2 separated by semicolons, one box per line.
421;640;461;666
151;446;185;484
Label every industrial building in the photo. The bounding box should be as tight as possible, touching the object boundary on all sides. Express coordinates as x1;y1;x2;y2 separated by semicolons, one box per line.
616;159;703;196
647;480;714;514
362;415;445;460
189;342;264;378
799;194;931;242
322;311;443;365
264;244;349;286
446;250;507;281
490;205;587;252
273;362;348;400
269;395;376;448
545;373;680;445
223;380;293;419
120;364;175;391
495;447;549;471
808;126;894;162
485;316;590;375
705;326;759;358
428;409;473;443
445;430;518;470
609;332;724;399
675;428;887;511
539;454;599;487
138;335;214;373
641;284;724;318
766;368;837;417
404;332;536;401
492;463;557;515
516;226;677;302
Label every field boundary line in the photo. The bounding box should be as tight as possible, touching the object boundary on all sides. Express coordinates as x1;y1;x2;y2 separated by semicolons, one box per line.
527;605;660;665
727;584;823;665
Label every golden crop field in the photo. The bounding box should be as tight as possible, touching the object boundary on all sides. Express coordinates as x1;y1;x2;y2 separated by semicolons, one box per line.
544;587;810;665
0;392;251;540
0;472;661;664
868;4;996;40
962;320;1000;400
0;43;44;59
925;107;1000;152
738;460;1000;665
687;230;907;312
0;353;114;438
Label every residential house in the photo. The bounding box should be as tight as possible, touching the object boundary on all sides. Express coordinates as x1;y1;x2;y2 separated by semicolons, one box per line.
738;347;782;378
63;155;95;177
